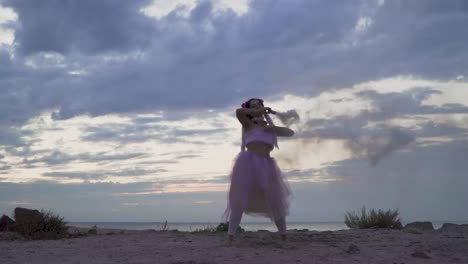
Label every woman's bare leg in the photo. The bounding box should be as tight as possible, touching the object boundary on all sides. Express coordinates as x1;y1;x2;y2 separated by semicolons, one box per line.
274;217;287;241
227;209;243;245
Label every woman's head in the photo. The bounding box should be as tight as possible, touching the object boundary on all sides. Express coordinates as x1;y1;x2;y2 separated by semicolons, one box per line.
241;98;264;109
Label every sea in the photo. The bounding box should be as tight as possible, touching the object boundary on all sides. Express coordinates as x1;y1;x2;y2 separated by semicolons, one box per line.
68;221;455;232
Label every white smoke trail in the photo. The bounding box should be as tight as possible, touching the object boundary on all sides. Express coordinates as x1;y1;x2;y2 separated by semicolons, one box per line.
345;128;415;166
276;110;300;127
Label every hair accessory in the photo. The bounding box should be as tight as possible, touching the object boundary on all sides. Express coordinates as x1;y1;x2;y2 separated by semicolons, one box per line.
241;98;264;109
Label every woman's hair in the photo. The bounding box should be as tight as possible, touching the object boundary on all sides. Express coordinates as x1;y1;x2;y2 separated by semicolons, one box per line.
241;98;264;109
241;98;265;123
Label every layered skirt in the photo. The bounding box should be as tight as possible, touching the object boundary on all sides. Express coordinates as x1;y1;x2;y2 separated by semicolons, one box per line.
224;151;291;221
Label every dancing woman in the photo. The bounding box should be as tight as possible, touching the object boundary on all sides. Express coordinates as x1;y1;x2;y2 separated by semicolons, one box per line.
224;98;294;244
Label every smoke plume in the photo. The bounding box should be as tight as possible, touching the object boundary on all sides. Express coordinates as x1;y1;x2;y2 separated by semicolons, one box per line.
276;110;300;127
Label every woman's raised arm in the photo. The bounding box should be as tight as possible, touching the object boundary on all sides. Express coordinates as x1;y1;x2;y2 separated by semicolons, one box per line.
236;107;265;127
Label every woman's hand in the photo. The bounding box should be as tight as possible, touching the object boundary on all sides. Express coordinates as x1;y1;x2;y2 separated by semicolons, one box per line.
264;107;276;114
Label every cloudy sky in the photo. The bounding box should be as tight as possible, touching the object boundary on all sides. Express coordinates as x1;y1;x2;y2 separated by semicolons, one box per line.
0;0;467;223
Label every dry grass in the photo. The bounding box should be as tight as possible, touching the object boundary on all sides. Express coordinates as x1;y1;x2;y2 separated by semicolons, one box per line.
191;223;217;233
159;220;170;231
345;207;402;229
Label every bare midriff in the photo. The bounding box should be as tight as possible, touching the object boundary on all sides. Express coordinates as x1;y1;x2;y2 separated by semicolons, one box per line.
246;142;273;157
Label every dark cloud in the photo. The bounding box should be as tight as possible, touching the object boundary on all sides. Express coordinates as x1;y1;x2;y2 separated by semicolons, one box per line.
132;116;164;124
0;0;363;121
283;168;326;182
172;128;229;137
23;151;147;166
2;142;46;158
350;0;468;81
137;158;180;164
81;120;228;145
299;88;468;164
322;140;468;221
42;168;166;180
0;126;25;146
81;124;160;143
0;0;467;149
42;171;107;180
356;88;468;120
174;154;202;159
415;121;468;138
1;0;155;55
42;0;468;121
0;164;11;171
345;127;415;166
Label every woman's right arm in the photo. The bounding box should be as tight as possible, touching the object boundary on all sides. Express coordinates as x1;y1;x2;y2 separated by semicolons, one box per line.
236;108;264;127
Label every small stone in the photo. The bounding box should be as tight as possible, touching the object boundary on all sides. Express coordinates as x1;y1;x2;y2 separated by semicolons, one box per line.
346;244;360;254
411;250;431;259
88;225;97;235
405;228;423;234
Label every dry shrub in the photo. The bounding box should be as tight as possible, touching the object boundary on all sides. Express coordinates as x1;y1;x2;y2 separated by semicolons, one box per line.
191;224;217;233
159;220;170;231
15;209;68;240
345;206;402;229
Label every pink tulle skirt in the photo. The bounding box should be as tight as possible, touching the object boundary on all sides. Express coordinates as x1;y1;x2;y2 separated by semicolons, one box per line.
224;151;291;221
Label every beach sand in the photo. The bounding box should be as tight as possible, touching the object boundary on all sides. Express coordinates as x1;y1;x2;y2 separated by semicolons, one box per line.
1;226;467;264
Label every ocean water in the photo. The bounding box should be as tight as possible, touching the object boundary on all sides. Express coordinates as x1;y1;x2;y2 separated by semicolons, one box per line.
69;222;348;232
68;221;460;232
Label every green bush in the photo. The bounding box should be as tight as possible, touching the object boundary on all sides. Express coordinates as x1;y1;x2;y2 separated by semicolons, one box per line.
215;222;244;233
344;207;402;229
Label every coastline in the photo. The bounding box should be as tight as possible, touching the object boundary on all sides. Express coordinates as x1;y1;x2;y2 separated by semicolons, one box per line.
66;220;466;232
67;221;350;232
1;225;467;263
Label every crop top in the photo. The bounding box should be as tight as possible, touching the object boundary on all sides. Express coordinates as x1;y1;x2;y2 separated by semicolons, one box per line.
244;128;276;147
240;113;279;151
241;126;278;152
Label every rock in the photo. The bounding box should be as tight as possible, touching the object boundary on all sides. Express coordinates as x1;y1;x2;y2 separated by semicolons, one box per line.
404;221;434;231
14;207;45;235
404;228;423;234
67;226;81;235
88;225;97;235
346;244;360;254
439;223;468;232
411;250;431;259
0;215;16;232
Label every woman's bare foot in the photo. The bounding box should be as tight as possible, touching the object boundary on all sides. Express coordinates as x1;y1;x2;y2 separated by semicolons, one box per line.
227;235;234;246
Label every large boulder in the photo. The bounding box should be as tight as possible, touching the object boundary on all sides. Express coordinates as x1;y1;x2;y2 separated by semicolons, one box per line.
14;207;45;236
404;221;434;231
439;223;468;232
0;215;16;232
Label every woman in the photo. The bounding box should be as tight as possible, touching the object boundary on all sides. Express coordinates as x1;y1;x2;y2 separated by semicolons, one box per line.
224;98;294;244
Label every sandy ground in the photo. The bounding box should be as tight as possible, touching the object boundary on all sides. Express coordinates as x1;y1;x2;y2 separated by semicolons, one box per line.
1;226;468;264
